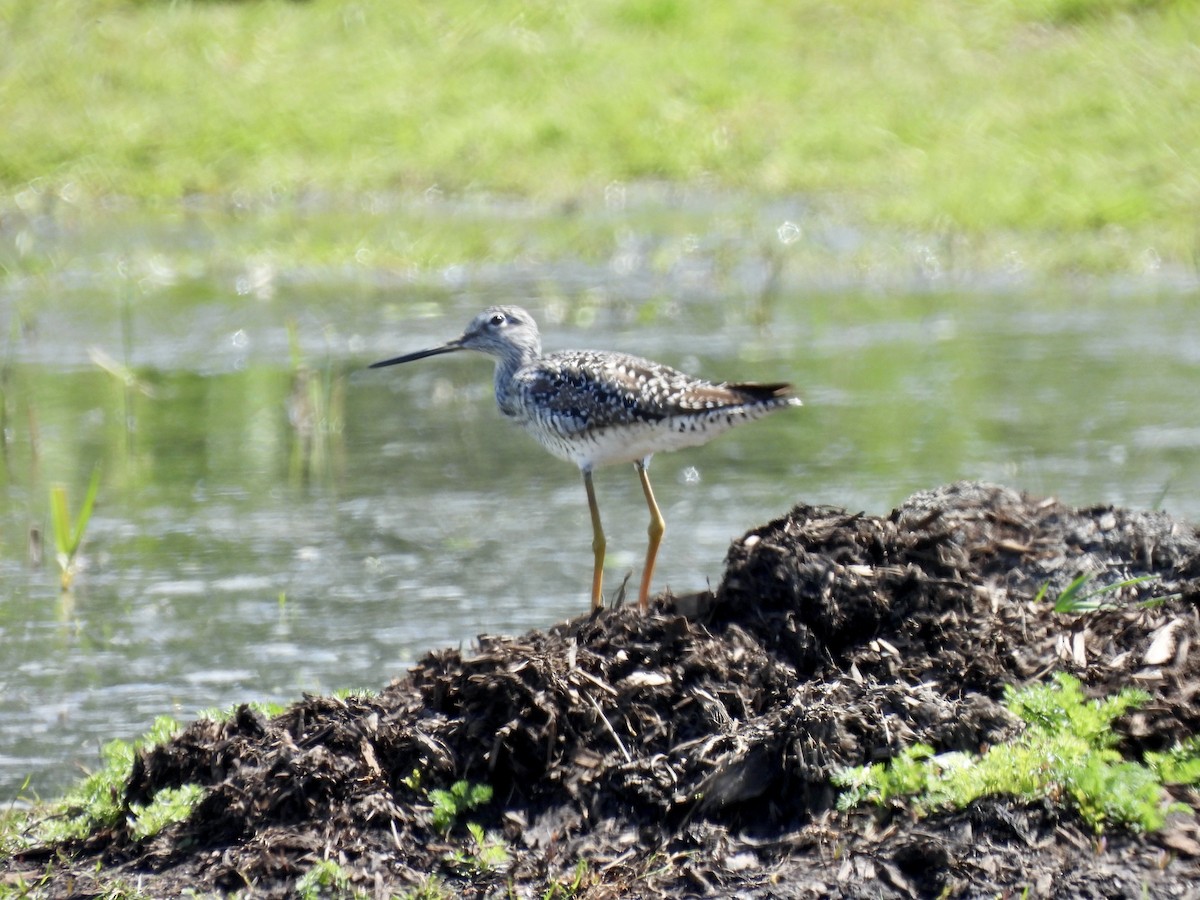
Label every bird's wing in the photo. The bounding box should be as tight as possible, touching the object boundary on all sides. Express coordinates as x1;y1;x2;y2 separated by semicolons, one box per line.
519;353;660;434
524;352;793;433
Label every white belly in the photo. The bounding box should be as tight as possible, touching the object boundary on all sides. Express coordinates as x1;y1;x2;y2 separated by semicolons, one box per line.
524;407;782;471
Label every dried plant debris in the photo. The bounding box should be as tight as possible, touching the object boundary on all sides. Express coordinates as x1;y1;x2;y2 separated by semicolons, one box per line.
5;482;1200;898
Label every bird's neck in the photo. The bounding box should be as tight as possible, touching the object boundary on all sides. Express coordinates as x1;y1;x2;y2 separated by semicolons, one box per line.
492;353;529;417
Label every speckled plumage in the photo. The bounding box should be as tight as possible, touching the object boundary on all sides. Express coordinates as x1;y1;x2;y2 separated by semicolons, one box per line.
371;305;801;612
509;349;796;469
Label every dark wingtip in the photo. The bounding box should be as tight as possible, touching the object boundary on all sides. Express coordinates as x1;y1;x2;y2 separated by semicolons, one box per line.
729;381;798;402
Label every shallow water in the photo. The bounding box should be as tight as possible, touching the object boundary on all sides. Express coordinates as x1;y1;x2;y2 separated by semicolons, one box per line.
2;200;1199;798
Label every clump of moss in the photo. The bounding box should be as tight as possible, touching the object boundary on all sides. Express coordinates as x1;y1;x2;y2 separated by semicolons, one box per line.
834;673;1198;833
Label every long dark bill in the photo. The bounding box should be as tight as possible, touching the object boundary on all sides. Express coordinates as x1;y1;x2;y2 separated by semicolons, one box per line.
369;341;463;368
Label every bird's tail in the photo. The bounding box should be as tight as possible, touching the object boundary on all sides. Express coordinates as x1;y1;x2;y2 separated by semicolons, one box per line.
729;382;802;405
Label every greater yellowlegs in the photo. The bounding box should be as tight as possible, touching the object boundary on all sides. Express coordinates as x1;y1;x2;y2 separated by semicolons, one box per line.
371;306;801;612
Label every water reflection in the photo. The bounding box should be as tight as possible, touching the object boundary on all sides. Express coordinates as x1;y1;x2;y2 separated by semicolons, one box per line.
2;219;1199;798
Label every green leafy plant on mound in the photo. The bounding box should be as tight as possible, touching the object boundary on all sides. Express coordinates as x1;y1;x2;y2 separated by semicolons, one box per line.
399;772;509;877
296;859;370;900
429;779;494;836
196;699;290;722
1147;736;1200;786
1036;571;1178;614
26;715;197;846
833;673;1200;833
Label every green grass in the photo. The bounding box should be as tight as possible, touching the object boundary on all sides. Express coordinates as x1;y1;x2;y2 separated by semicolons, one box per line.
833;673;1199;833
2;0;1200;274
49;465;101;590
1036;572;1177;614
8;715;191;848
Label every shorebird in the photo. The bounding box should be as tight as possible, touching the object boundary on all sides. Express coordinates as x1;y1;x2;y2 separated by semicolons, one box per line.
370;306;801;612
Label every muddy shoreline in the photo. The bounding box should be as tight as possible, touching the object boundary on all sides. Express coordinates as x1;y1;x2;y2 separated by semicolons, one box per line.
5;482;1200;898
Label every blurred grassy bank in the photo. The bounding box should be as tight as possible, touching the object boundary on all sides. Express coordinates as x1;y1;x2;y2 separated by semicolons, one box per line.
2;0;1199;275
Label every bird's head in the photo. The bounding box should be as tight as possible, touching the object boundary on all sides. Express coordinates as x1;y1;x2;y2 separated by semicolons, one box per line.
370;305;542;370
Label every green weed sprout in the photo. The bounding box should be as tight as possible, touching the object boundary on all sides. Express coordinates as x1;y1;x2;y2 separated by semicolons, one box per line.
50;466;102;590
1146;736;1200;787
1035;572;1173;614
542;859;592;899
430;780;493;835
128;784;205;841
404;777;509;877
296;859;369;900
833;673;1191;833
445;821;510;875
196;700;289;722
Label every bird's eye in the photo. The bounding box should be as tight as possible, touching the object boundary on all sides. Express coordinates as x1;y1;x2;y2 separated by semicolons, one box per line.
489;313;506;327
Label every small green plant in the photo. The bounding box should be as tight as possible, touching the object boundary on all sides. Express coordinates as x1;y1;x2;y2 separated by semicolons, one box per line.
429;780;493;835
1146;735;1200;786
49;466;102;590
1003;671;1147;742
2;794;39;861
397;876;452;900
404;775;509;877
1035;571;1169;614
34;715;182;844
128;784;206;841
401;768;423;792
542;859;592;899
92;881;156;900
196;699;289;723
833;673;1189;833
295;859;368;900
445;821;510;875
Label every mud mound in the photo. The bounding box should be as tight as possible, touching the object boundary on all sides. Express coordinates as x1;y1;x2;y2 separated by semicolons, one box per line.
7;483;1200;898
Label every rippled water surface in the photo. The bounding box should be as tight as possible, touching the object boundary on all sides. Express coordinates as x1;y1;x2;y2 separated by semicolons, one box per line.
2;200;1198;797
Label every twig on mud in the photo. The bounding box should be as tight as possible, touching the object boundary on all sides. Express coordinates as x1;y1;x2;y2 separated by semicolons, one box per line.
585;693;632;763
390;818;403;851
570;666;619;697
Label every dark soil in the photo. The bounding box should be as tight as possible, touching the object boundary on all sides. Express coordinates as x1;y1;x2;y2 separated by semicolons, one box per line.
6;482;1200;898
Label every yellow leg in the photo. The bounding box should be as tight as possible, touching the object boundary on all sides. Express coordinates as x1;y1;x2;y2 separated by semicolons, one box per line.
584;470;605;610
636;459;665;612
